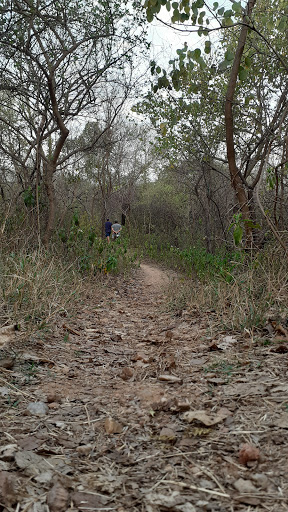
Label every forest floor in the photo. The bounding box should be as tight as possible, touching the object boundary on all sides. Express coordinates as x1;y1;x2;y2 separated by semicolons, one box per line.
1;262;288;512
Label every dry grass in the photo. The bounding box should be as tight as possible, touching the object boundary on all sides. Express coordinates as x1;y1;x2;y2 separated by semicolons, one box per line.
0;248;85;331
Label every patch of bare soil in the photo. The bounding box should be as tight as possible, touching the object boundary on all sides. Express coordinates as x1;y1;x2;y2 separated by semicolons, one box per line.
1;263;288;512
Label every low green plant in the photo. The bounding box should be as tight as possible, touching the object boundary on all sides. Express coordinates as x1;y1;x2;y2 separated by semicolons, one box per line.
56;212;139;276
204;360;239;376
131;231;243;281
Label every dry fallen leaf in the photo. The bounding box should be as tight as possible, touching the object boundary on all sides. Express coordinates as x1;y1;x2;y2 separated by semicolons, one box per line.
208;341;222;351
165;330;173;340
119;367;134;380
224;382;266;396
104;417;123;434
0;471;17;507
158;427;177;442
233;477;257;493
239;443;260;465
175;399;190;411
271;344;288;353
46;482;69;512
0;358;15;369
183;409;230;426
76;444;93;455
0;444;18;461
218;335;238;350
158;374;182;383
0;324;18;347
272;322;288;336
71;491;109;508
272;414;288;428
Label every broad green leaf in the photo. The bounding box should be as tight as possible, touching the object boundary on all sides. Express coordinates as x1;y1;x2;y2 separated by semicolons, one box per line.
225;49;234;61
277;16;287;31
147;8;153;22
219;60;229;71
267;20;274;31
244;56;252;67
239;67;248;80
171;9;180;22
233;225;243;246
204;40;211;54
232;2;242;14
224;9;233;18
244;95;253;106
224;17;233;26
180;12;189;21
199;57;207;69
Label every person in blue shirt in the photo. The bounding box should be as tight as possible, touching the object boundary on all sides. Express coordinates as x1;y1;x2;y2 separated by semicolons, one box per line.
105;218;112;244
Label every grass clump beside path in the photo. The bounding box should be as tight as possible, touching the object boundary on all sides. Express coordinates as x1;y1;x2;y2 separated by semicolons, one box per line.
0;232;139;336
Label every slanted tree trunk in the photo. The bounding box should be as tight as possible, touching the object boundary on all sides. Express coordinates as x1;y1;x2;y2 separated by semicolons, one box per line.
42;75;69;246
225;0;257;245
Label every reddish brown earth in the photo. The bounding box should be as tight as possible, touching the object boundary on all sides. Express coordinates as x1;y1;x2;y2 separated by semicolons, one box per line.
0;263;288;511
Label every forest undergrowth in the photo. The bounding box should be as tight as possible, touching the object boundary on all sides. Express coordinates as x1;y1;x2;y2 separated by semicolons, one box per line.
0;231;139;334
1;222;288;338
135;233;288;334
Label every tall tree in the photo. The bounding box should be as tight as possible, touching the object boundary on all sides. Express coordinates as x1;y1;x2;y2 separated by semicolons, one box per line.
143;0;288;247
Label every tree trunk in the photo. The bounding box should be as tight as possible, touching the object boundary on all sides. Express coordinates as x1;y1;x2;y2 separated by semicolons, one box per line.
225;0;257;245
43;162;56;247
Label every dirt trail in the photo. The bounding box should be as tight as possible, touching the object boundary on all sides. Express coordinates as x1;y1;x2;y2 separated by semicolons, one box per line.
0;263;287;511
140;263;170;289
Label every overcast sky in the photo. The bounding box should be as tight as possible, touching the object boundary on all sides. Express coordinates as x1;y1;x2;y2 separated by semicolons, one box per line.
147;14;208;69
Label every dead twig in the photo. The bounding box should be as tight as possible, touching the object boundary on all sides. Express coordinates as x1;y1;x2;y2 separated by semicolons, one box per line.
0;377;35;399
159;479;230;498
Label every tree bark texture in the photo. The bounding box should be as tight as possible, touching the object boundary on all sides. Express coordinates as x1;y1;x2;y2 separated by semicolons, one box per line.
225;0;257;244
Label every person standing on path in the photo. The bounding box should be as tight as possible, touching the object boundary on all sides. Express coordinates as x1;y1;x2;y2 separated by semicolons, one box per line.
111;220;121;241
105;218;112;244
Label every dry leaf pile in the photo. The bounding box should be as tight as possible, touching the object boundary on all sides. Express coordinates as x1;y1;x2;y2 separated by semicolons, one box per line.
0;263;288;511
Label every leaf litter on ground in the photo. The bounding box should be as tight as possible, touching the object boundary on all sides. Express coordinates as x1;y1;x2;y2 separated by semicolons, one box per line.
0;263;288;511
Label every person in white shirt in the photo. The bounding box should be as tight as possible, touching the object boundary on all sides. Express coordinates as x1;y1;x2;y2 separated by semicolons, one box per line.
111;220;121;241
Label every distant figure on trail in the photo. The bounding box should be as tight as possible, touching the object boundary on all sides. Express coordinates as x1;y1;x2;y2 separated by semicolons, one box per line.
105;218;112;244
111;220;121;241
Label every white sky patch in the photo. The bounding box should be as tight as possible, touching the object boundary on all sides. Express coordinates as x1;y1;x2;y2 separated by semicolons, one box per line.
146;0;245;68
148;15;203;68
